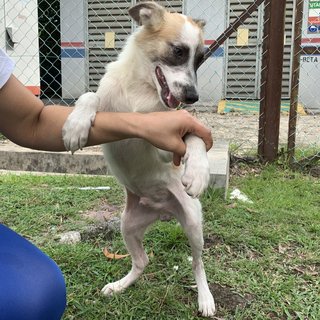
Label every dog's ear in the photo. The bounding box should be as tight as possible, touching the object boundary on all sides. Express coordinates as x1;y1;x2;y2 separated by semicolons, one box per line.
193;19;206;29
129;2;166;30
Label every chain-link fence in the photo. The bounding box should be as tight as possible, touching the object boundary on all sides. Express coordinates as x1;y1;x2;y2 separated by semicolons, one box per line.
1;0;319;169
287;0;320;173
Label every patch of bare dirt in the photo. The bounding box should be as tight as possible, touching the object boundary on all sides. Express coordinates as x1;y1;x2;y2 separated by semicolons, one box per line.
310;166;320;177
204;234;224;249
81;201;121;223
80;201;122;241
209;283;253;317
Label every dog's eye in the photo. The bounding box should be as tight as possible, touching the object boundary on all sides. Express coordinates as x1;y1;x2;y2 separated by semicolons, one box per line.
163;43;189;66
173;46;184;57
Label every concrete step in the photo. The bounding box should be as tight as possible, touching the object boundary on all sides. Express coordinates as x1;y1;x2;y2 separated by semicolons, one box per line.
0;142;107;175
208;140;230;198
0;140;229;193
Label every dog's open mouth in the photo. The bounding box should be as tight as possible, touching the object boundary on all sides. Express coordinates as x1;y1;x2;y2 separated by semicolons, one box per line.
155;66;181;109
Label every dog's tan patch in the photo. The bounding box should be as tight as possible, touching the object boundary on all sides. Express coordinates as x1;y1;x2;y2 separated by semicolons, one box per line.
136;11;184;42
160;12;186;41
136;11;202;58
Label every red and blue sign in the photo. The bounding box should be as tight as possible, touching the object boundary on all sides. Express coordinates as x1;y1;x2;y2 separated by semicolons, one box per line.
61;42;85;58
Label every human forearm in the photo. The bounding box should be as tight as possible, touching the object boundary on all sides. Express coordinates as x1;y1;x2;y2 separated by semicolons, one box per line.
32;109;145;151
0;76;141;151
0;75;212;158
87;112;147;146
3;104;149;152
0;75;63;150
90;110;213;166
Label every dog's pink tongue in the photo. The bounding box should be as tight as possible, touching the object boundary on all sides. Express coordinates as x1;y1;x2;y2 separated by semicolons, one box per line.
168;92;180;108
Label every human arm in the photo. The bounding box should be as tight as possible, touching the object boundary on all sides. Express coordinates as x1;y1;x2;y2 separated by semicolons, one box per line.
0;75;212;164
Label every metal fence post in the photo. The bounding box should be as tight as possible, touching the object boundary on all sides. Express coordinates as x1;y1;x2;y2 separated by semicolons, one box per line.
258;0;286;162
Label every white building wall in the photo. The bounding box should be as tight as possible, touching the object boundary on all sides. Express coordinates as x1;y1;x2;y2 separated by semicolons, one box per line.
185;0;226;105
2;0;40;94
60;0;86;99
299;0;320;113
0;1;5;48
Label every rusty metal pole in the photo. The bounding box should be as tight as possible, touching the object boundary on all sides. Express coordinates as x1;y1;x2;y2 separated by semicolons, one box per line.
258;0;286;162
200;0;265;66
287;0;304;166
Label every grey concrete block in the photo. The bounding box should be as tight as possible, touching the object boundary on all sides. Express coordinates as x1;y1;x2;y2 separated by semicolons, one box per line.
0;150;108;175
0;140;230;195
207;140;230;198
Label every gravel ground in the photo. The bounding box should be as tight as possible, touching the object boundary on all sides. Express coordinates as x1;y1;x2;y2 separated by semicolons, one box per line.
192;111;320;154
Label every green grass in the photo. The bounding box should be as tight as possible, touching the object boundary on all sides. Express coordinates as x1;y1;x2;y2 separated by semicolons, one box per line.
0;166;319;319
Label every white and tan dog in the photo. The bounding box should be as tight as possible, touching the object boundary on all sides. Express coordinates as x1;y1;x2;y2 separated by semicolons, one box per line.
63;2;215;317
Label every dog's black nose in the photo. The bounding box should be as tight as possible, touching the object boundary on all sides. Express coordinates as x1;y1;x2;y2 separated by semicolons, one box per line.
184;86;199;104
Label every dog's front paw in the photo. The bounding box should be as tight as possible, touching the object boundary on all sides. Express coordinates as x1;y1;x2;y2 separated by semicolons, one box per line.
62;93;99;153
182;152;210;198
62;112;95;153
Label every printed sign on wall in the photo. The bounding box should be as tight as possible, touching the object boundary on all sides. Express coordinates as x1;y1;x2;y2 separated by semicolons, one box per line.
308;0;320;34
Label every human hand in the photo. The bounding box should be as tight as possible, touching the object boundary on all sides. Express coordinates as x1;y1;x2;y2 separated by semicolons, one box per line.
139;110;213;166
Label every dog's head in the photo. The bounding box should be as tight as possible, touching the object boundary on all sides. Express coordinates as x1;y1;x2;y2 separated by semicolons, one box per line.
129;2;206;109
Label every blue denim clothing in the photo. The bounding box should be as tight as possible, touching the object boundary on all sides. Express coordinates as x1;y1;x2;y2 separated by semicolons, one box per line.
0;224;66;320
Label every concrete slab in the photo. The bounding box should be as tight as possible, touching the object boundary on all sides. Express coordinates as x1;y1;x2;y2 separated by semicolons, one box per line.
207;140;230;198
0;139;229;193
0;142;107;175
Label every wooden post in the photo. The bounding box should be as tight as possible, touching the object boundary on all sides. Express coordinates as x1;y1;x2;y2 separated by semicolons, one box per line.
258;0;286;162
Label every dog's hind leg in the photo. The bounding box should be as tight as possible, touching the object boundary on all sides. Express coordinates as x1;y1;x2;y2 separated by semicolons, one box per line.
172;192;216;317
101;190;159;296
